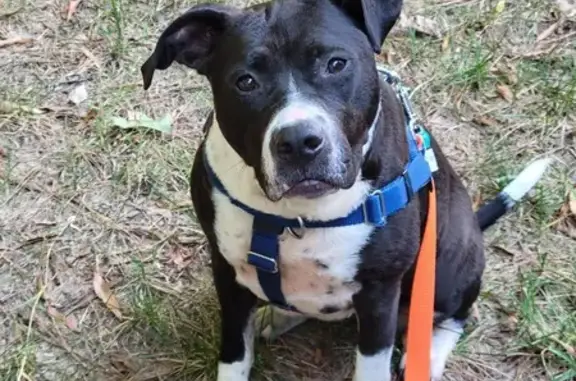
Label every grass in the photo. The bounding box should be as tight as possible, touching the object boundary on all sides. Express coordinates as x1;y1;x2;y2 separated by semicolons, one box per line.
0;0;575;380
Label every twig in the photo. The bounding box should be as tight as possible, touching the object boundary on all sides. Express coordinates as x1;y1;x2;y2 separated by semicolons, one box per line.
0;37;34;48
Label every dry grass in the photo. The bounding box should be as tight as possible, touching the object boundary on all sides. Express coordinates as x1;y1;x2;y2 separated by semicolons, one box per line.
1;0;575;380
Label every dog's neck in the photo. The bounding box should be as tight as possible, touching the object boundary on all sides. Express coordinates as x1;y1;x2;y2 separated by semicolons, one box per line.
203;83;408;222
204;116;375;222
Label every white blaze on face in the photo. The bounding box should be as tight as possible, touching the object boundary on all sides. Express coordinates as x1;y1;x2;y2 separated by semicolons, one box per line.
261;76;340;188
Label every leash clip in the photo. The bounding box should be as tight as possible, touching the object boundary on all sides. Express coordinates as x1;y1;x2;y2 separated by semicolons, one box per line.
287;216;306;239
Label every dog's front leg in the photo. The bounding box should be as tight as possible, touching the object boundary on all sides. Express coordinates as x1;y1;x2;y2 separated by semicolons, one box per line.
213;256;258;381
352;278;401;381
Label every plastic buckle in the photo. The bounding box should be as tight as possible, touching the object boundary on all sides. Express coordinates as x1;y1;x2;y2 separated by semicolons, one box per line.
403;169;414;202
247;252;278;274
363;189;387;226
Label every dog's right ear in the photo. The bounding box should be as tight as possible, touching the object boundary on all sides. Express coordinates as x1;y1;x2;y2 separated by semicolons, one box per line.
335;0;403;54
141;4;237;90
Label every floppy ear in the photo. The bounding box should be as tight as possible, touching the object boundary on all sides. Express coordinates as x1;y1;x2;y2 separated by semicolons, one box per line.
336;0;403;53
141;4;237;90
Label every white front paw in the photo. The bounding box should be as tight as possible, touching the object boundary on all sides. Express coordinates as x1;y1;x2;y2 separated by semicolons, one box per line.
353;347;393;381
217;361;250;381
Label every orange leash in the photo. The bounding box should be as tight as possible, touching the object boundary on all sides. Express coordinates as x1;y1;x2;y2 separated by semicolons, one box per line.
404;181;437;381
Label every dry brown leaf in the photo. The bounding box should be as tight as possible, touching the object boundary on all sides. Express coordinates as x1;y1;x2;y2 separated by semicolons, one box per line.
65;315;78;330
441;35;450;52
66;0;83;21
536;21;560;42
47;305;78;330
406;15;443;38
473;115;498;127
167;247;194;270
0;37;34;48
397;14;444;38
496;84;514;102
93;272;123;319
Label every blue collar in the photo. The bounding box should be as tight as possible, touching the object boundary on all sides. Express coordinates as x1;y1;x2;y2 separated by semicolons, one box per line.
203;66;433;312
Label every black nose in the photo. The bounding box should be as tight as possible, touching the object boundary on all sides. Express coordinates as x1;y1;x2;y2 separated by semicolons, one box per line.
272;123;325;162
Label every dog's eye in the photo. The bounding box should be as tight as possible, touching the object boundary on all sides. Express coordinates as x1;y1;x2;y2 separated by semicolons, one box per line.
236;74;259;92
327;58;347;74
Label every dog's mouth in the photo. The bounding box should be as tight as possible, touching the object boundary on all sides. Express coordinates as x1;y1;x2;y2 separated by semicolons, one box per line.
282;179;338;199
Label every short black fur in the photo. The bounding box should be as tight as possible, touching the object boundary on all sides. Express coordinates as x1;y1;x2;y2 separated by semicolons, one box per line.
145;0;485;376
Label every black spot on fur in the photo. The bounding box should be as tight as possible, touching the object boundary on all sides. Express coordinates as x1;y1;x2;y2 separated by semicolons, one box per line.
315;260;329;270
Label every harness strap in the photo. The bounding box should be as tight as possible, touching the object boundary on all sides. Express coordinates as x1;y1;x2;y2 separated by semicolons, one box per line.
404;181;437;381
204;66;435;311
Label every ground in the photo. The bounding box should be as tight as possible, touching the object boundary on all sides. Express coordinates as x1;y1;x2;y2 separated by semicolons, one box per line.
0;0;575;380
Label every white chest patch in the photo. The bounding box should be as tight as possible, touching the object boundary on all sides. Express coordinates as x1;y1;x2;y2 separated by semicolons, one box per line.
205;119;375;320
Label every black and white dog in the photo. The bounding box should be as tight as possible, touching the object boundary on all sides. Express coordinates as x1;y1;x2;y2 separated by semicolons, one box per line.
141;0;549;380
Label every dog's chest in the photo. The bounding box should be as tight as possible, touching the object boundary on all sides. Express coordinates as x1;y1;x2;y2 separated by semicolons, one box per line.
212;191;374;319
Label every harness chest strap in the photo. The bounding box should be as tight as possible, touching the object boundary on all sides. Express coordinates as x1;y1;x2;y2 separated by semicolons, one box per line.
204;143;432;311
204;67;435;312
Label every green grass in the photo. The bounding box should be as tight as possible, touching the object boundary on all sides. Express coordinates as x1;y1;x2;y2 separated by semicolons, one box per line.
515;261;576;381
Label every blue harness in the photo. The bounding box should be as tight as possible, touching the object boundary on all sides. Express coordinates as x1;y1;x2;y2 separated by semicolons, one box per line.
204;67;434;312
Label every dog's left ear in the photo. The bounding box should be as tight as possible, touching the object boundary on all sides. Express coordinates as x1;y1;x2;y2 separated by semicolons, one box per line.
335;0;403;53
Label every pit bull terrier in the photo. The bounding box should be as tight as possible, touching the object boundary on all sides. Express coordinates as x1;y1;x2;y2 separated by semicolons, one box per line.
140;0;549;380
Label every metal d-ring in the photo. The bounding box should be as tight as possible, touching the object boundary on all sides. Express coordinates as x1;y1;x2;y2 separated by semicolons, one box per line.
287;216;306;239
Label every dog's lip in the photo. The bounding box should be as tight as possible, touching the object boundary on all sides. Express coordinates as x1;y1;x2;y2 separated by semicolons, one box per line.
282;179;337;199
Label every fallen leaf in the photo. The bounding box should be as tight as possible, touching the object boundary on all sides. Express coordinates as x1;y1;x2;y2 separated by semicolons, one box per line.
536;21;560;42
68;83;88;105
494;0;506;15
111;112;172;134
167;247;194;270
65;315;79;330
496;84;514;102
66;0;83;21
81;107;99;122
441;34;450;52
555;0;576;20
403;15;444;38
0;37;34;48
93;272;123;319
473;115;498;127
47;305;65;321
47;305;78;330
398;14;444;38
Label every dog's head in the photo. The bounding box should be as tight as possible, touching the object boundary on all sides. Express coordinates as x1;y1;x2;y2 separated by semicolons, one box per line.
142;0;402;201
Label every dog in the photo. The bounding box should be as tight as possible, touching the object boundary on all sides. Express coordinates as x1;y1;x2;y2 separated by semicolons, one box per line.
140;1;549;380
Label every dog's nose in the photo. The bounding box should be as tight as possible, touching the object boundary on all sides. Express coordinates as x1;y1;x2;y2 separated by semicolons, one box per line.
272;123;325;162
